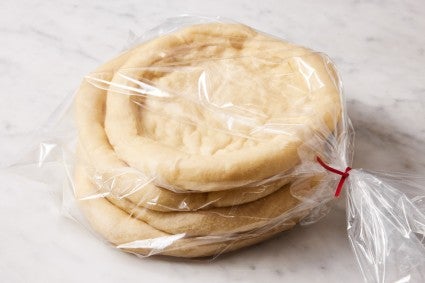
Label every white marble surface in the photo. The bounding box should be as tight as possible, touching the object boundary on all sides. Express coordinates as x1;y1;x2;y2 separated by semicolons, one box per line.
1;0;425;282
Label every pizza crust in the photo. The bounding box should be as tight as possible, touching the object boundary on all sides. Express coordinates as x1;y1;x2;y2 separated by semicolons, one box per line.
104;23;340;191
74;165;311;257
75;26;302;212
73;22;341;257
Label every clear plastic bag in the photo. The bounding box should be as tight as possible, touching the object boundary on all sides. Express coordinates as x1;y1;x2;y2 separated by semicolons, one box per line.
9;15;425;282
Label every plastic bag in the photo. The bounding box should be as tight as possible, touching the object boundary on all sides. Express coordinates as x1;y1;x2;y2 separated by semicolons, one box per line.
9;15;425;282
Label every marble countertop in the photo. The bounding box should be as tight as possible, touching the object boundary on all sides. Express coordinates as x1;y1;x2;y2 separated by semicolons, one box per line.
1;0;424;282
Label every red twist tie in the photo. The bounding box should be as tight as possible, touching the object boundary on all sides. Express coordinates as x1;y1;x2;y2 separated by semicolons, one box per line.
316;156;351;197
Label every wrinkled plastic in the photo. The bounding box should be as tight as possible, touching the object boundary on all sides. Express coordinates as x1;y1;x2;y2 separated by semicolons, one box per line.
10;16;425;283
347;171;425;282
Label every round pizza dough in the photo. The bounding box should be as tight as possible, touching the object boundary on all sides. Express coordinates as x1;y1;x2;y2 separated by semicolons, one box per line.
76;28;298;212
74;165;312;257
77;161;304;237
103;23;341;191
73;22;341;257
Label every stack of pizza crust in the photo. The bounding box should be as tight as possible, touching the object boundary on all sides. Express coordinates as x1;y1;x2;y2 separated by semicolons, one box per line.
74;23;341;257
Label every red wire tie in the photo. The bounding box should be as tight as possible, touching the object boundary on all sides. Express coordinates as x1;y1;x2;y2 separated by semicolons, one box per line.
316;156;351;197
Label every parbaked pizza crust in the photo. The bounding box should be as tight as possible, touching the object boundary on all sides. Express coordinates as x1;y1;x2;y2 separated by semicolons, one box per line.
104;23;340;191
74;22;341;257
